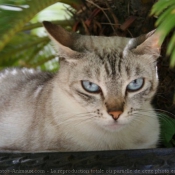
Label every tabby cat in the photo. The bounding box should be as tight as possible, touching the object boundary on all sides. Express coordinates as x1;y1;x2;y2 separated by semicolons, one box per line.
0;21;161;152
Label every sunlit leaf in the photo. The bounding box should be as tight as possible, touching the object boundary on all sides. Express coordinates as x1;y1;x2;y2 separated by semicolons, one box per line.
151;0;175;16
151;0;175;67
170;49;175;67
155;6;175;26
0;0;82;70
167;32;175;55
0;0;81;51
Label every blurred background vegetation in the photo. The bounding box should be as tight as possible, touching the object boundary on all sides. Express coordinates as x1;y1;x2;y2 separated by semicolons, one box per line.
0;0;175;147
1;0;175;71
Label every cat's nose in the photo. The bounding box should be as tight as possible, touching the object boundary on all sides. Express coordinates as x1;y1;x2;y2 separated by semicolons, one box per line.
109;111;122;121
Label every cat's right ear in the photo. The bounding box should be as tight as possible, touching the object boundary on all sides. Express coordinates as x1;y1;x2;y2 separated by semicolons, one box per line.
43;21;83;62
125;30;162;60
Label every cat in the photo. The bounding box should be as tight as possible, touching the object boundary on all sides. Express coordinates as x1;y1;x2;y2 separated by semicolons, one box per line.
0;21;161;152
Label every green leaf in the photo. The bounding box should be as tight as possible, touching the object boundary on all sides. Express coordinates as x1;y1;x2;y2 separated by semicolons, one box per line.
156;14;175;44
0;31;58;70
151;0;175;16
0;0;83;70
167;31;175;55
155;5;175;26
159;114;175;147
0;0;81;51
0;36;49;61
151;0;175;67
170;48;175;67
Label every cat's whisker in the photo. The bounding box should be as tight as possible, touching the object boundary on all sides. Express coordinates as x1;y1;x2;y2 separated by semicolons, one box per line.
157;113;175;127
131;113;156;126
137;108;175;118
59;111;95;117
132;111;175;129
72;116;95;128
131;111;157;120
54;112;96;127
155;95;167;99
131;117;145;126
155;109;175;118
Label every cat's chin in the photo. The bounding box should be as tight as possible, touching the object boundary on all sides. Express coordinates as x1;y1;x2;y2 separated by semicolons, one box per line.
102;122;126;132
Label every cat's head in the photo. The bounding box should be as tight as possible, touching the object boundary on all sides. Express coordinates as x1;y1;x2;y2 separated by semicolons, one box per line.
43;21;162;132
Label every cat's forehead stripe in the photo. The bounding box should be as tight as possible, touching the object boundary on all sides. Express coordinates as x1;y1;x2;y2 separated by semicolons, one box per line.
98;51;122;77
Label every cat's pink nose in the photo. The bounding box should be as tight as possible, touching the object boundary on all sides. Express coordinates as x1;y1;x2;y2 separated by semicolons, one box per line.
109;111;122;120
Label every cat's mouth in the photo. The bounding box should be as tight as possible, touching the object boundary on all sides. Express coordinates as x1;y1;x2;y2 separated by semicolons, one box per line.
104;122;125;131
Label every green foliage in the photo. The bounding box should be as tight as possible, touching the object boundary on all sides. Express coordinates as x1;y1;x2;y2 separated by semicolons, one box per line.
159;114;175;147
0;0;81;71
151;0;175;147
0;33;50;68
0;0;58;51
151;0;175;67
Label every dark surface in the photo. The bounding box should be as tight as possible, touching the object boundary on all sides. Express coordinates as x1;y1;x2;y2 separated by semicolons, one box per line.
0;148;175;174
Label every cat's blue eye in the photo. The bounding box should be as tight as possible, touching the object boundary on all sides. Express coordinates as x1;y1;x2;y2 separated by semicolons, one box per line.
127;78;144;92
81;80;101;93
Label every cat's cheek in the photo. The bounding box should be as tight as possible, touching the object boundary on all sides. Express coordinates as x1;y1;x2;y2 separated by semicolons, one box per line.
126;96;143;110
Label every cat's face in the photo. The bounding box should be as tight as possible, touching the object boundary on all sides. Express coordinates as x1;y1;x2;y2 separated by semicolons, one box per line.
57;49;158;132
43;21;161;132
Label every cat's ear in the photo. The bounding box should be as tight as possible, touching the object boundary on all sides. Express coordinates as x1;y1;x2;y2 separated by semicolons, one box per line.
126;30;162;59
43;21;83;62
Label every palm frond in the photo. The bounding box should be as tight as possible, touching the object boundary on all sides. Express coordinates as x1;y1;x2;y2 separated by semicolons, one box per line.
0;0;55;51
0;0;81;51
0;0;82;70
151;0;175;67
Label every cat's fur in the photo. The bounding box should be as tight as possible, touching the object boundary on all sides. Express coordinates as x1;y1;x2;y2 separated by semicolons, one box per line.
0;21;161;152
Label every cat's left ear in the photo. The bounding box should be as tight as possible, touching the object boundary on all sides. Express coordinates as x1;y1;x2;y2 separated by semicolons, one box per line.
127;30;162;59
43;21;83;62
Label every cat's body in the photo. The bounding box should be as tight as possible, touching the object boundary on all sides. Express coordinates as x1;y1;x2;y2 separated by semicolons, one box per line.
0;22;161;152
